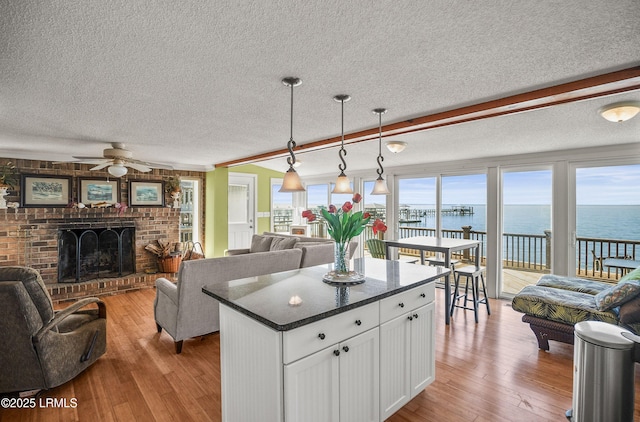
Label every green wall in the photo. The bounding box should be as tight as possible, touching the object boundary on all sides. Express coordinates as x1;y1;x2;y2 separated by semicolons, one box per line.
205;164;284;257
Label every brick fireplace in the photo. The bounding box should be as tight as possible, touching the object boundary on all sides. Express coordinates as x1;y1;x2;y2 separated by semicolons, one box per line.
0;157;206;303
1;206;180;302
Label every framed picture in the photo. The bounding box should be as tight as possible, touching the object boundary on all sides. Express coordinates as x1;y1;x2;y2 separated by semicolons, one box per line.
20;174;72;207
79;178;120;206
129;180;165;207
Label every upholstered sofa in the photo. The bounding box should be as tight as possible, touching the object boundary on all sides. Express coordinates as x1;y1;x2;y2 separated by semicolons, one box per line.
154;248;304;353
512;268;640;351
226;232;358;268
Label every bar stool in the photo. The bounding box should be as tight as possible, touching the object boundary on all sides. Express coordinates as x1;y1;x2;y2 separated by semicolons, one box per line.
450;265;490;323
425;256;459;270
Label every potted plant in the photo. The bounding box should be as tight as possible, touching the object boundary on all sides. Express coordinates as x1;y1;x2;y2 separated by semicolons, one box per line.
165;175;181;194
0;161;17;209
165;175;182;208
0;161;17;189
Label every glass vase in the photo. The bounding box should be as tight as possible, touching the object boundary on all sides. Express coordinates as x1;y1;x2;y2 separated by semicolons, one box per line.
334;241;349;274
322;239;365;285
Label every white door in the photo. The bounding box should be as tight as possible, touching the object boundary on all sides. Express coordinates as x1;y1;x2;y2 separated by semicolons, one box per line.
228;174;256;249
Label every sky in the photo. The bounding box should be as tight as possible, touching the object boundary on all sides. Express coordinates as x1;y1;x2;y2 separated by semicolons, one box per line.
273;164;640;207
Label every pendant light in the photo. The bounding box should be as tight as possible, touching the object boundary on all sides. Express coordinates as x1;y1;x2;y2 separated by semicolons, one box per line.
279;77;305;192
370;108;391;195
331;94;353;194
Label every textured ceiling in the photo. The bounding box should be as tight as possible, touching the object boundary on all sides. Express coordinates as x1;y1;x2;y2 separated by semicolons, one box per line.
0;1;639;176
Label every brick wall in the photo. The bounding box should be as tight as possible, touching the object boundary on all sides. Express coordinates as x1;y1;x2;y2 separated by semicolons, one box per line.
0;157;206;303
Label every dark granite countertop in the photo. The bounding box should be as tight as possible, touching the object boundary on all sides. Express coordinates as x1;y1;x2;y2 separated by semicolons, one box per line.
202;257;449;331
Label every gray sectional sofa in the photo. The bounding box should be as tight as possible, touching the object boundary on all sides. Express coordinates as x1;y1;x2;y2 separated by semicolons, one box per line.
154;232;358;353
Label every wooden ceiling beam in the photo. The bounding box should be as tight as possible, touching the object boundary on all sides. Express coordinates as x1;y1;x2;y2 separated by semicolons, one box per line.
214;66;640;168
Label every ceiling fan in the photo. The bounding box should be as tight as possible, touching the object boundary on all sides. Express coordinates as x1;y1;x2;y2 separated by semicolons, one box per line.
67;142;173;177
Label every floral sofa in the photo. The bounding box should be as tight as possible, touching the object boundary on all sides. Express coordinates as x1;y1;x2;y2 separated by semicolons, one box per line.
512;267;640;351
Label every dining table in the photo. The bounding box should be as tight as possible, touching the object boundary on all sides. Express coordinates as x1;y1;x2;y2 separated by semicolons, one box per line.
384;236;482;325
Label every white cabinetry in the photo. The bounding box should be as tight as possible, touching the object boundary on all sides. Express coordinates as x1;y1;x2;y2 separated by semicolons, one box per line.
284;328;379;422
379;286;435;420
217;281;435;422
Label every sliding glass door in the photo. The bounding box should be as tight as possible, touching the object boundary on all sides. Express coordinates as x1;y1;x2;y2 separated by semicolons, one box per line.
501;169;552;295
575;163;640;280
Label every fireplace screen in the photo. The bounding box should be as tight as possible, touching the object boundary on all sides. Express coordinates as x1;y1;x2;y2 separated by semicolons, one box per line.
58;226;135;283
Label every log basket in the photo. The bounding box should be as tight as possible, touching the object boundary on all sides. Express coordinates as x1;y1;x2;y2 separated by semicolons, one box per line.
158;255;182;273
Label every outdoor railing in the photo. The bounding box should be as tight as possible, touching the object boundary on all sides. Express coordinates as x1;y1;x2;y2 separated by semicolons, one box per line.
364;225;638;280
276;219;637;281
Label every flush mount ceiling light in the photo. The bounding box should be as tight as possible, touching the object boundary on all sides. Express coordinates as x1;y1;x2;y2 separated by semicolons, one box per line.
107;160;128;178
599;101;640;122
371;108;391;195
279;77;305;192
385;140;407;153
331;94;353;194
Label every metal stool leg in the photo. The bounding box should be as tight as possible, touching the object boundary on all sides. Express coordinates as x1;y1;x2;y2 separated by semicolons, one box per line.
471;273;479;323
479;272;490;315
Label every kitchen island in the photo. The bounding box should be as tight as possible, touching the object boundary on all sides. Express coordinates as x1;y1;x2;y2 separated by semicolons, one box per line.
202;257;449;422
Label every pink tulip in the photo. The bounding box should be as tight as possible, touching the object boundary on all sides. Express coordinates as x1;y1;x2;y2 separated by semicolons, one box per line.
352;193;362;204
342;202;353;213
328;204;337;214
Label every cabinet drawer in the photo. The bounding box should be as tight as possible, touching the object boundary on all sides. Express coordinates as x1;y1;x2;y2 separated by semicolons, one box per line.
283;302;379;364
380;283;435;323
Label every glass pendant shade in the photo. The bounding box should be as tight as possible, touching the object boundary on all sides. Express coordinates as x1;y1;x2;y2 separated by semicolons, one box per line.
279;168;304;192
108;163;128;178
371;176;390;195
332;173;353;194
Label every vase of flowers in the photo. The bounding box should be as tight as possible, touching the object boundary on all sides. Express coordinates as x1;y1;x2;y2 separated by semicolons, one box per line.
302;193;387;285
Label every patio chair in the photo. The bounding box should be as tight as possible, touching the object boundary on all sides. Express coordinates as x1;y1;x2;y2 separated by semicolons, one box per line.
366;238;387;259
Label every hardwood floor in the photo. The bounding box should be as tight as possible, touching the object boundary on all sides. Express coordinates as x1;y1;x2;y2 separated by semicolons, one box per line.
2;287;640;421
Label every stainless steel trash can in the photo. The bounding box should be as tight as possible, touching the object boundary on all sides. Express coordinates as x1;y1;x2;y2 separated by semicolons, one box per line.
567;321;635;422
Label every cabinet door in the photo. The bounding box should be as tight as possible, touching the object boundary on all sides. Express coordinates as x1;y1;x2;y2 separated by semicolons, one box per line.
410;302;435;397
284;346;340;422
380;312;412;420
339;328;380;422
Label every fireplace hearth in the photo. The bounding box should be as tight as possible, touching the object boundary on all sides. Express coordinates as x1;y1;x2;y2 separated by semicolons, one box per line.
58;224;135;283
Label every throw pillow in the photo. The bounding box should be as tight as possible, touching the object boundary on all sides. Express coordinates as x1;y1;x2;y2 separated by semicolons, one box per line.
619;293;640;324
594;280;640;311
250;235;273;253
619;266;640;283
270;236;299;251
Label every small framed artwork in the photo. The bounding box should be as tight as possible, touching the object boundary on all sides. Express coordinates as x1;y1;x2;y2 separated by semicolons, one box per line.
129;180;165;207
20;174;72;207
79;178;120;206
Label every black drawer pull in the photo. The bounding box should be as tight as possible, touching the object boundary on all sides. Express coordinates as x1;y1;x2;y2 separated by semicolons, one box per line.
413;314;419;319
420;293;426;298
399;302;405;308
355;319;362;326
407;315;413;321
318;333;326;340
333;349;340;356
342;346;349;353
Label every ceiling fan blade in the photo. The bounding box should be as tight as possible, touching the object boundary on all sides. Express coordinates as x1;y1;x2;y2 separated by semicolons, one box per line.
126;162;152;172
90;162;111;171
72;155;108;160
128;158;174;170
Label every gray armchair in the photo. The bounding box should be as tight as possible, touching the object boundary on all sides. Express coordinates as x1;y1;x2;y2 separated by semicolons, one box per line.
0;266;107;394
